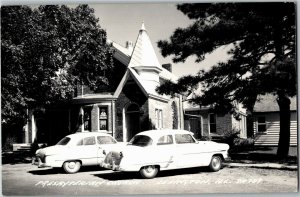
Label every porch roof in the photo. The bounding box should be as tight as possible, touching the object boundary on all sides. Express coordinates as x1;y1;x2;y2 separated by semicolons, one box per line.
72;93;117;104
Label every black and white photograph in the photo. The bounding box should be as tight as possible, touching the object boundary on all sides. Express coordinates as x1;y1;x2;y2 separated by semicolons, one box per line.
1;1;298;195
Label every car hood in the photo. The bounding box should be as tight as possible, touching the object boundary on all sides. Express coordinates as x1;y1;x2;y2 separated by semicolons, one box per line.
36;145;67;156
200;141;229;151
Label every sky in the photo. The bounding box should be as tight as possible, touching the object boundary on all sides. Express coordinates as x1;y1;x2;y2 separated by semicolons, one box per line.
1;2;232;77
88;3;231;77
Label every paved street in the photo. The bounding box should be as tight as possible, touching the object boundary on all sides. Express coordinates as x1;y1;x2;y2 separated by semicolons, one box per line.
2;163;298;195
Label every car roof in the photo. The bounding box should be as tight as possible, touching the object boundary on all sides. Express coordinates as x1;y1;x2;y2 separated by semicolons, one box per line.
66;132;112;139
135;129;193;139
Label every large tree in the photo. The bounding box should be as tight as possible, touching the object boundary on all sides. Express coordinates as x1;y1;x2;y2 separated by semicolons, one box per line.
157;3;296;158
1;5;114;128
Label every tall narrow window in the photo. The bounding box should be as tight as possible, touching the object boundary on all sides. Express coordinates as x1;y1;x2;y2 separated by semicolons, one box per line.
99;107;108;130
155;109;163;129
209;113;216;133
257;117;267;133
159;109;163;129
83;108;92;131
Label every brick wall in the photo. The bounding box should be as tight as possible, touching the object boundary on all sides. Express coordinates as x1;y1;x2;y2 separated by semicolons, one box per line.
148;96;181;130
216;113;233;135
185;110;234;137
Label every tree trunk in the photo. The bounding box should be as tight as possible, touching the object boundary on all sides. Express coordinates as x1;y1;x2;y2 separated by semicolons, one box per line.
276;93;291;159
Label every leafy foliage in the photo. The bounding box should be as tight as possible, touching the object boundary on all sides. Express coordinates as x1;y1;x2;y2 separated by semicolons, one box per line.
157;3;296;158
1;5;114;126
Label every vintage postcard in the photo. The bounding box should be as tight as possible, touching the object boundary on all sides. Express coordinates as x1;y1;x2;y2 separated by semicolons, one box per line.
1;1;298;195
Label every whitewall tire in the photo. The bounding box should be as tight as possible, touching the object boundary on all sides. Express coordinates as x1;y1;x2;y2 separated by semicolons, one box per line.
63;161;81;174
140;165;158;179
209;155;222;172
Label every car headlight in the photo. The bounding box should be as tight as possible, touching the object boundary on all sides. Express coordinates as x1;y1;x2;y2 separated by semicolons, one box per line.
35;149;41;155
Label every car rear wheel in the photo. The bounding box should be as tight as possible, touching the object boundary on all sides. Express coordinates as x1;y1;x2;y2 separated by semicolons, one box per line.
140;165;158;179
63;161;81;174
209;155;222;172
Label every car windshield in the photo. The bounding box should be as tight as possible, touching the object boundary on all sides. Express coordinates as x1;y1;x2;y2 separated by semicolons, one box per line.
97;136;117;144
56;137;71;145
128;135;153;147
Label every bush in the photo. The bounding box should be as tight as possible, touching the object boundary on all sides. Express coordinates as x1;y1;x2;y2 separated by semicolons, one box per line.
30;141;40;155
230;137;254;152
233;138;254;147
2;136;17;152
215;129;254;152
199;135;211;141
218;129;240;147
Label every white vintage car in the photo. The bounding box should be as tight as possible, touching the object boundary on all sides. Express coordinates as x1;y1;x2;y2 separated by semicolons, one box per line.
32;132;123;173
100;129;229;178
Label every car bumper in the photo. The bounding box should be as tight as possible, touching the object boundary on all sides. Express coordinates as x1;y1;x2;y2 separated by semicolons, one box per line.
100;161;121;171
32;156;51;168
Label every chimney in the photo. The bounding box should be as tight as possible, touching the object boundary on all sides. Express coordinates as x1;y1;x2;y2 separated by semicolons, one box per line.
126;41;133;51
162;63;172;73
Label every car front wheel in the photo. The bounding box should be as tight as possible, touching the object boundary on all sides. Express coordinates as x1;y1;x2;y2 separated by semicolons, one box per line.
140;165;158;179
63;161;81;174
209;155;222;172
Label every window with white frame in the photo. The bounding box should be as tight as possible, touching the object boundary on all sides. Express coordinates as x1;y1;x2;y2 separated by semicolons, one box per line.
257;117;267;133
99;106;108;130
155;109;163;129
83;107;92;131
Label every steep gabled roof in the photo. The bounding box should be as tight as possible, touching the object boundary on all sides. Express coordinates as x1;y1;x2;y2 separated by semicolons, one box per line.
109;23;178;102
253;94;297;112
113;69;148;98
128;23;162;71
109;27;178;83
108;39;132;65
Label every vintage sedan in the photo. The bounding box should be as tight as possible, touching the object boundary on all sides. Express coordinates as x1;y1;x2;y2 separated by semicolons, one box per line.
32;132;123;173
100;129;229;178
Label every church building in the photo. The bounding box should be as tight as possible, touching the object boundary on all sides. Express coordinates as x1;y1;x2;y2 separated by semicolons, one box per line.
71;23;184;142
21;23;184;145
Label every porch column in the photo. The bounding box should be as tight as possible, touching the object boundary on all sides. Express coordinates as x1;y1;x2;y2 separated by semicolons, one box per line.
24;109;30;143
179;95;184;129
122;107;127;142
111;100;116;138
31;112;37;143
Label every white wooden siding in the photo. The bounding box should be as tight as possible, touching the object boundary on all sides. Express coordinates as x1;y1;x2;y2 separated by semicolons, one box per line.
253;112;297;146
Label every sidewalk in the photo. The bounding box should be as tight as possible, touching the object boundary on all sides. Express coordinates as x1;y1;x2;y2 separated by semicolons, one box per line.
225;146;298;171
224;162;298;170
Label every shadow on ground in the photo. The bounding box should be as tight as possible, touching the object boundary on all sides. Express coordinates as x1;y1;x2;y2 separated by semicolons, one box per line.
28;167;63;175
94;167;210;180
28;166;107;175
2;152;33;165
229;147;298;165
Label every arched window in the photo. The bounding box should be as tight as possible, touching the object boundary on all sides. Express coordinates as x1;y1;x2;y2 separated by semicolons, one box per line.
127;103;140;113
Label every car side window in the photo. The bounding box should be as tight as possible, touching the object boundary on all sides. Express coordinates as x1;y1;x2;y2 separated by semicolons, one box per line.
175;134;196;144
97;136;117;144
77;136;96;146
157;135;173;145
